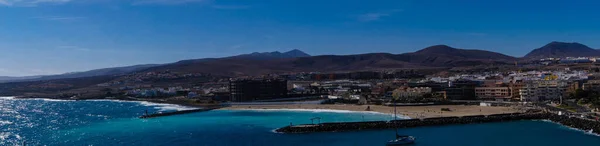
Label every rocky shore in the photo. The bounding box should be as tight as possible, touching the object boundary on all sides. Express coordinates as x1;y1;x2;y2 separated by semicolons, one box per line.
275;112;600;135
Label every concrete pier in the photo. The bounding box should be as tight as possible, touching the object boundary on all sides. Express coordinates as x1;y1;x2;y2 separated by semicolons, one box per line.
275;112;600;135
139;107;220;119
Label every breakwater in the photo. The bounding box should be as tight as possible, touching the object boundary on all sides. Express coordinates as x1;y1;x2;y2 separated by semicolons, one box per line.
275;112;600;135
139;107;220;119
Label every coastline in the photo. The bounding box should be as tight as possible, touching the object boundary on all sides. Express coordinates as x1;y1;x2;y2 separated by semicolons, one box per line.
221;108;409;119
222;104;522;119
3;96;599;136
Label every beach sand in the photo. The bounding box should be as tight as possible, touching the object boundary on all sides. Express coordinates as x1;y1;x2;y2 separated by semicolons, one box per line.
222;104;522;119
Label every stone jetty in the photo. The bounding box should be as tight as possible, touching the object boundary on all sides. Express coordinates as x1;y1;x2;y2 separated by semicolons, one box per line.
275;112;600;135
139;107;221;119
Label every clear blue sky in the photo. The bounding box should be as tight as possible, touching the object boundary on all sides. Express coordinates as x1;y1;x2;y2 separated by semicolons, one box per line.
1;0;600;76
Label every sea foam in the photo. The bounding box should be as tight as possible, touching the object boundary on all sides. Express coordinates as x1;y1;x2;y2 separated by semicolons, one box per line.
234;108;411;119
538;119;600;137
86;99;199;111
0;120;13;126
0;97;15;100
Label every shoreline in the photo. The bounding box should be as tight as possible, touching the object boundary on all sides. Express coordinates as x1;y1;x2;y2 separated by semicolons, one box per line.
3;96;600;136
220;108;410;119
222;104;522;119
6;96;522;119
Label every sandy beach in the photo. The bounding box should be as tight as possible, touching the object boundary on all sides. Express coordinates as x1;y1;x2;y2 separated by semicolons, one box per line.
222;104;522;119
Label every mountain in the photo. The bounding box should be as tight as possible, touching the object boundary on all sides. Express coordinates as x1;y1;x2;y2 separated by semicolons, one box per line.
524;42;600;59
146;45;515;76
398;45;516;66
37;64;160;80
0;76;42;83
1;46;515;83
1;64;160;83
230;49;310;60
0;50;308;83
411;45;516;60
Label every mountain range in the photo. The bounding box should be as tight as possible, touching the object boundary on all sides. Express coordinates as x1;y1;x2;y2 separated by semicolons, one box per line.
0;64;159;83
146;45;515;76
230;49;311;60
524;41;600;59
1;41;598;83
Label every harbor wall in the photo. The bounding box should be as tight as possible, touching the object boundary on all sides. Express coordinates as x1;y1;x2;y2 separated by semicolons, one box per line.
275;112;600;135
139;107;220;119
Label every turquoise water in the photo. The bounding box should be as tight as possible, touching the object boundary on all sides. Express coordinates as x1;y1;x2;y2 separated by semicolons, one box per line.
1;97;600;146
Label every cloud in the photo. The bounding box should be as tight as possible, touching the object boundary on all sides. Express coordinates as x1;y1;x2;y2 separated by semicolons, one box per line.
357;9;402;22
33;16;86;21
466;32;488;36
0;0;10;6
0;0;70;6
229;44;244;49
132;0;209;5
211;5;250;10
57;46;91;51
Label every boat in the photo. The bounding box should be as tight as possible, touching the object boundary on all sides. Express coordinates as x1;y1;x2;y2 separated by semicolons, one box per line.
386;92;416;145
387;135;416;146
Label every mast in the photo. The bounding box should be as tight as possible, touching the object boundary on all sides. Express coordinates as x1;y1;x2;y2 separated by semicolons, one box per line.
392;89;400;138
394;98;398;138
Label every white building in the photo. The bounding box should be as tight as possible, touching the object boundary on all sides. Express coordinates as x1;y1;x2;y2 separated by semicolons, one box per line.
392;87;432;100
519;80;567;102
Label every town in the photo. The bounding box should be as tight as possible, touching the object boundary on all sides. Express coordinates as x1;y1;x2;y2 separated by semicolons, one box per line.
79;57;600;121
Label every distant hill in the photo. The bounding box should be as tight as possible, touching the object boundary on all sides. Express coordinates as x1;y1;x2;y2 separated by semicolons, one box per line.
398;45;516;66
0;76;42;83
38;64;160;80
1;64;159;83
229;49;311;60
146;45;515;76
412;45;516;60
0;46;518;83
524;42;600;59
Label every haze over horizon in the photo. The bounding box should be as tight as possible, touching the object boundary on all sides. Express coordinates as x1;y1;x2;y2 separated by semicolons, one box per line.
1;0;600;76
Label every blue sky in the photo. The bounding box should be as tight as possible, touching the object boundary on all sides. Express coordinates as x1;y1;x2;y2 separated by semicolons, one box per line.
1;0;600;76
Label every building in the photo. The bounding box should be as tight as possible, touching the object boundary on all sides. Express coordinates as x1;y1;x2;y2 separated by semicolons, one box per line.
229;79;288;102
583;80;600;92
519;82;537;102
475;87;511;100
444;80;480;100
392;87;432;100
519;80;567;102
475;81;511;100
509;80;524;100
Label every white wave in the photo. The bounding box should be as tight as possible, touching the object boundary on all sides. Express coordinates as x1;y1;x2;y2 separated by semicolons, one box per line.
539;120;600;137
85;99;145;104
86;99;199;111
0;132;9;141
232;108;411;119
0;120;13;126
85;114;109;118
564;126;600;137
0;97;15;100
18;98;75;102
138;101;199;111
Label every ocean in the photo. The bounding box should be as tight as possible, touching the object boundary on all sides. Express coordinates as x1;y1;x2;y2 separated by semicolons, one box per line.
1;97;599;146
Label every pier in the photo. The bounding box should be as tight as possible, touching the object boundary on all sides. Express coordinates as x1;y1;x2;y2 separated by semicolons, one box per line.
275;112;600;135
139;107;221;119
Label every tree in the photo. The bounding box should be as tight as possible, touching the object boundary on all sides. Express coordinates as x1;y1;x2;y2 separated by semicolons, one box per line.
342;92;351;100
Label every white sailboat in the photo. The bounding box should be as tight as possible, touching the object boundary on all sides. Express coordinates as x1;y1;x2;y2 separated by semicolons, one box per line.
386;90;416;146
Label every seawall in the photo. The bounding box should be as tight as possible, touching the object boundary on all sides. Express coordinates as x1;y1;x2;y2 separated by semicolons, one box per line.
275;112;600;135
139;107;221;119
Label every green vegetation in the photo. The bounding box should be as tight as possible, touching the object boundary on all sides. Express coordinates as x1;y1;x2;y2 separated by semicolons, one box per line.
557;104;577;112
570;89;600;108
